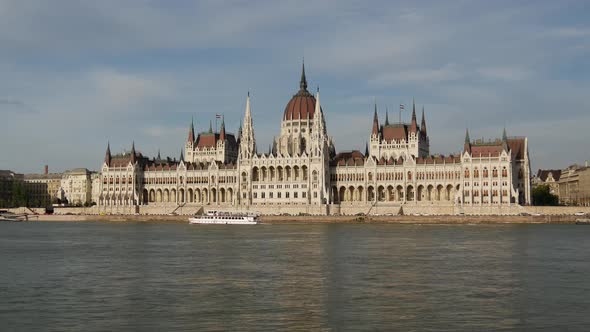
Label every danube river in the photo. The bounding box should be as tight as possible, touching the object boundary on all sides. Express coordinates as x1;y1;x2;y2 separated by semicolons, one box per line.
1;222;589;331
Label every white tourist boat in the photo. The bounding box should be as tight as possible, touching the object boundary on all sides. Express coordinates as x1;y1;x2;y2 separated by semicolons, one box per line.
189;211;260;225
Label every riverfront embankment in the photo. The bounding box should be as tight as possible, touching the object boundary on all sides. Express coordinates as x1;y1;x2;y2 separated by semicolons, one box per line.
21;213;584;224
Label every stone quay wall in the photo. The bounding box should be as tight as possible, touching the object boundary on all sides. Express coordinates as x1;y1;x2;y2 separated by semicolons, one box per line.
8;204;590;217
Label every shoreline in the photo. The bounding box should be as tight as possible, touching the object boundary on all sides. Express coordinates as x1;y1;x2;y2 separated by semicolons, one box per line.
18;214;583;224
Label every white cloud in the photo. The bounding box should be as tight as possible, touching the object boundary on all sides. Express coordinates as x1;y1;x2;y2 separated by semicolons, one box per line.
478;66;531;81
370;64;463;86
0;0;589;172
548;27;590;38
88;69;173;111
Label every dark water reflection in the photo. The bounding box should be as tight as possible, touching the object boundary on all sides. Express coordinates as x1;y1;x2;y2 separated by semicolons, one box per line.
1;222;589;331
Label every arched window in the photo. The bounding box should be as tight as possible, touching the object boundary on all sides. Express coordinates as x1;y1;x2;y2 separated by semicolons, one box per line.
474;168;479;177
483;168;489;177
464;168;470;178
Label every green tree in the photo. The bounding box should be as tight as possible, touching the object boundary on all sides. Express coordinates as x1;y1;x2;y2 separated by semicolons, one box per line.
532;185;559;206
11;181;28;207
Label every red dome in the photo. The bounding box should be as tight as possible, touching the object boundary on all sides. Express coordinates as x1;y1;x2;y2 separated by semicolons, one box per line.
283;90;316;121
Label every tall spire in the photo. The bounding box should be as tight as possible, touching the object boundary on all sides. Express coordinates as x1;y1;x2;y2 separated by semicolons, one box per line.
365;141;369;157
420;106;427;136
240;92;256;159
187;116;195;143
219;115;226;141
180;149;184;162
385;107;390;126
314;87;325;133
310;88;326;157
464;129;471;153
410;98;418;133
208;120;213;133
130;141;136;163
372;103;380;136
299;59;307;91
104;141;111;165
502;127;507;142
157;149;161;160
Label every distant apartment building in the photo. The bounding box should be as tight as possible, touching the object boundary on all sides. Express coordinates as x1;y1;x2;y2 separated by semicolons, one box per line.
58;168;95;205
532;169;561;195
558;162;590;206
23;166;63;206
0;170;24;207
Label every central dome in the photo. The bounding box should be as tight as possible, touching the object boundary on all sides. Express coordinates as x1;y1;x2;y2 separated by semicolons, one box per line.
283;62;317;121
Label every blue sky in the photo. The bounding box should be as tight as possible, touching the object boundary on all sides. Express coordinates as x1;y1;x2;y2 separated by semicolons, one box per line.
1;0;589;173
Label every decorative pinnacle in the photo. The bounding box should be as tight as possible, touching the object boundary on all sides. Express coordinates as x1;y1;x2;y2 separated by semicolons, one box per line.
300;59;307;91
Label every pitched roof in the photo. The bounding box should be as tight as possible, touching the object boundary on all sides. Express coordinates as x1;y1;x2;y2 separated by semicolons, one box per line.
381;124;408;142
506;137;526;160
331;150;365;166
195;132;237;149
470;145;504;157
536;169;561;182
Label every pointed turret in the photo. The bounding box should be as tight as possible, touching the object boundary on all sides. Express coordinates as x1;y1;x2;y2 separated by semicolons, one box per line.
385;107;390;126
310;88;327;157
365;142;369;157
464;129;471;153
157;149;161;160
104;142;111;166
410;98;418;133
372;103;380;136
130;141;136;164
239;92;256;159
299;59;307;91
501;127;509;152
219;116;226;141
180;149;184;162
187;117;195;143
208;120;213;134
314;87;326;134
420;106;427;137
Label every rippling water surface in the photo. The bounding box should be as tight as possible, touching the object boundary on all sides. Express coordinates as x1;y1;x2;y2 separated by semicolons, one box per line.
1;222;590;331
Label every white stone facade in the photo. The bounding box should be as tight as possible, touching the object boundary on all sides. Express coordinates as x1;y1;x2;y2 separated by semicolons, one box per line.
59;168;94;205
96;65;531;215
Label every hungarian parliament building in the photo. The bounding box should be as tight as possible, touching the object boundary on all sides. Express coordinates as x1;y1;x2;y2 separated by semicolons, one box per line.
97;64;531;215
